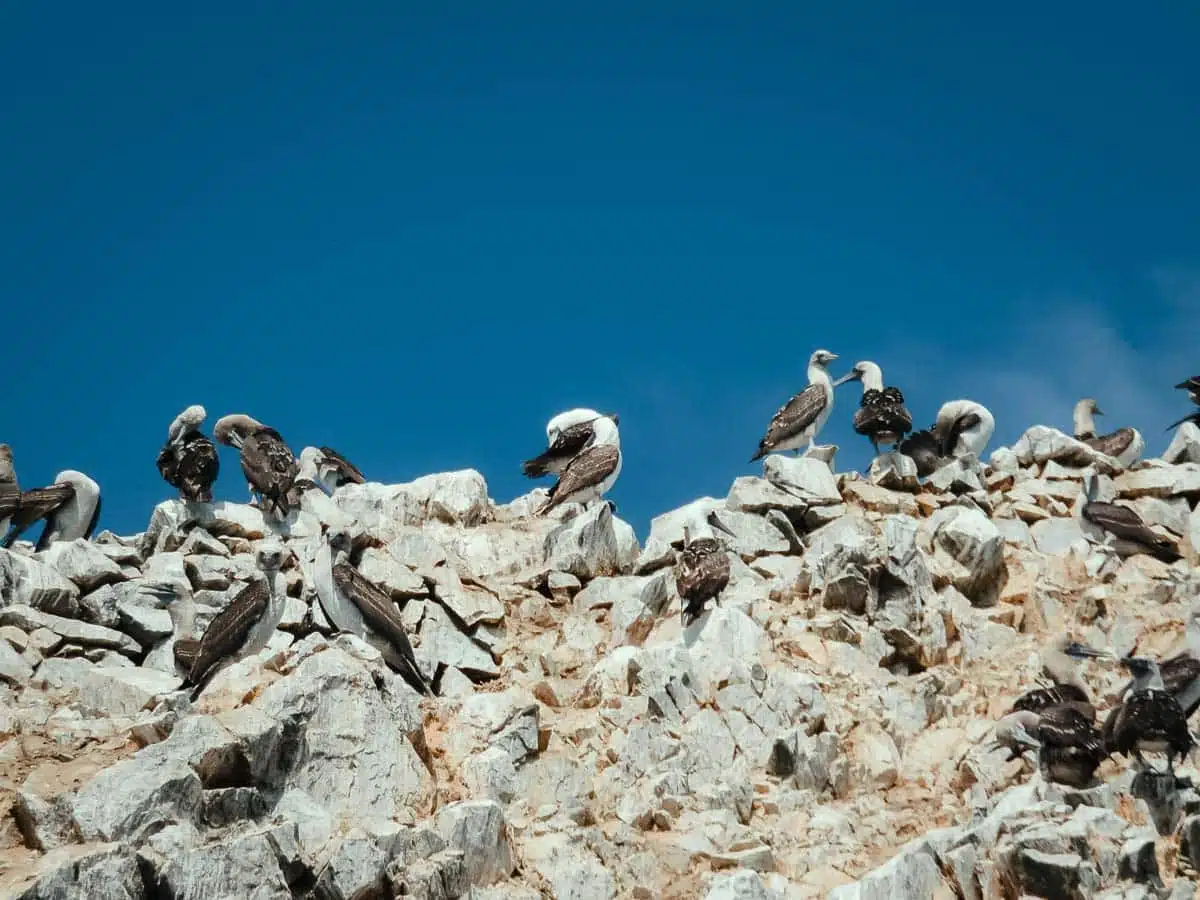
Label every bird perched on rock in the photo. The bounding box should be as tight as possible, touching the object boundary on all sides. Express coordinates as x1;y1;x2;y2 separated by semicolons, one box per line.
751;349;841;461
1168;377;1200;430
523;409;620;479
674;510;736;627
1105;656;1193;775
1;470;101;551
156;405;220;502
1071;398;1143;467
1081;473;1181;563
538;415;622;515
295;446;366;496
213;414;299;519
899;399;995;476
991;707;1108;788
1011;636;1111;720
0;445;19;539
1114;605;1200;720
158;541;290;699
836;361;913;455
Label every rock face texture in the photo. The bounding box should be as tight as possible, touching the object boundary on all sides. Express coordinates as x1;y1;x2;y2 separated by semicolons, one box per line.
2;427;1200;898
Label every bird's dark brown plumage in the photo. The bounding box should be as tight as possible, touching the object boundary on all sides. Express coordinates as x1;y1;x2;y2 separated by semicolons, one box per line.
538;443;621;514
0;483;76;548
319;446;366;485
675;537;731;627
751;384;827;462
522;420;598;478
241;427;299;517
157;432;220;502
185;579;270;688
1106;688;1192;764
1082;499;1182;562
852;387;913;450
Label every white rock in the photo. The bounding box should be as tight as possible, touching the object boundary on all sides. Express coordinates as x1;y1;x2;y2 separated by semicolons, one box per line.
1030;517;1091;557
0;604;141;657
0;637;34;685
1163;421;1200;464
358;546;429;598
36;657;182;715
543;503;638;579
924;506;1005;605
416;601;499;680
1115;462;1200;499
763;455;843;505
36;539;126;593
436;800;514;886
1012;425;1121;472
0;548;81;617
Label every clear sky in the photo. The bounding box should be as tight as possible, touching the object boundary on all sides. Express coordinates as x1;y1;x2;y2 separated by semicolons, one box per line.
3;4;1198;542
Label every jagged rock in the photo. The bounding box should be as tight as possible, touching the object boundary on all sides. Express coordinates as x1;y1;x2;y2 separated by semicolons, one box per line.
335;470;490;533
0;604;141;657
3;843;145;900
0;637;34;684
1163;421;1200;464
417;601;499;679
435;800;514;886
0;548;82;617
358;546;430;599
1115;461;1200;499
543;503;638;579
924;506;1005;606
36;657;182;715
139;827;291;899
868;452;920;492
1013;425;1121;472
763;455;843;505
428;564;503;627
37;539;126;593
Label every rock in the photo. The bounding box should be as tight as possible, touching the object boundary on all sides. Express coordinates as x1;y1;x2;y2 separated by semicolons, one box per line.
37;539;126;592
3;844;144;900
417;601;499;679
436;800;514;886
0;637;34;684
543;503;639;579
829;835;952;899
1115;462;1200;499
1030;517;1091;556
403;469;491;526
358;546;429;599
0;604;141;657
868;452;920;492
428;565;504;627
71;752;203;842
1012;425;1121;472
726;477;810;517
924;506;1005;606
140;827;292;899
0;548;81;617
36;657;182;715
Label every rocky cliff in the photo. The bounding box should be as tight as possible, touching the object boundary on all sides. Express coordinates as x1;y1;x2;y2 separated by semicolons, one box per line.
5;424;1200;899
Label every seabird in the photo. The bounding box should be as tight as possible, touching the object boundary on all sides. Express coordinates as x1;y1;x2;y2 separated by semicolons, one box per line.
896;430;943;478
837;361;914;454
1;470;101;551
295;446;367;496
1115;606;1200;720
213;414;300;518
1167;378;1200;430
1081;473;1182;563
992;708;1108;788
155;404;220;502
1106;656;1193;774
323;528;431;696
537;415;622;515
673;510;736;627
523;409;620;479
901;400;997;475
1011;636;1110;719
164;541;290;698
0;445;19;538
1072;398;1143;467
751;349;840;461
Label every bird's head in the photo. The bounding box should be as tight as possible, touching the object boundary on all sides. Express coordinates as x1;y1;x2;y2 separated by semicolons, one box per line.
256;541;287;573
833;360;883;390
809;349;838;370
213;414;263;449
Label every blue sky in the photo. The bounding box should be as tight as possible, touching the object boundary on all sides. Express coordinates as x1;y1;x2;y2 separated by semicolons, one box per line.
3;4;1198;541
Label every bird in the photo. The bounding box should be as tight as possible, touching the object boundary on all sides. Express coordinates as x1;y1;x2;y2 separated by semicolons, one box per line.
322;527;432;696
523;409;620;479
1;470;101;551
991;708;1108;788
1011;636;1110;720
838;361;914;455
155;405;220;502
295;446;367;496
0;445;19;538
213;414;300;519
159;542;290;699
1105;656;1193;775
1081;473;1182;563
898;400;995;477
538;415;622;515
1114;605;1200;720
674;510;736;627
751;349;841;461
1177;376;1200;407
1071;398;1143;467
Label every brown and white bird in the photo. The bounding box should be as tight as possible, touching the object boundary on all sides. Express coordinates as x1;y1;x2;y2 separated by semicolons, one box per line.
156;404;220;502
0;445;19;539
213;414;299;518
837;361;913;455
1081;473;1181;563
537;414;622;515
991;707;1108;788
523;409;620;479
1169;376;1200;430
1105;656;1193;775
295;446;366;495
1072;398;1143;467
1010;635;1111;720
1;470;101;551
674;510;736;627
751;349;841;460
899;399;996;476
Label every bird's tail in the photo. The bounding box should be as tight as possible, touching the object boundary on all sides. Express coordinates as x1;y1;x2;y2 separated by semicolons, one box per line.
1152;541;1183;564
749;445;768;463
681;598;705;628
1166;411;1200;432
521;452;555;479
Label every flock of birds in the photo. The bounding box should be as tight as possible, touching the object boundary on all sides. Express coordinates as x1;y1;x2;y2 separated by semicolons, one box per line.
2;354;1200;710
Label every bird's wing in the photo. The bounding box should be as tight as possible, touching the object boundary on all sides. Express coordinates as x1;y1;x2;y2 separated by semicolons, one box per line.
1111;689;1191;754
1011;684;1089;715
173;637;201;673
1;483;76;547
241;431;298;496
897;429;942;476
1084;428;1135;459
331;562;430;694
187;579;270;685
1035;705;1105;754
318;446;366;484
156;443;181;488
936;412;982;456
542;443;621;510
0;482;20;523
522;421;596;477
1084;501;1177;549
1161;654;1200;695
675;542;731;603
83;493;101;541
755;384;827;455
177;435;220;500
853;391;913;439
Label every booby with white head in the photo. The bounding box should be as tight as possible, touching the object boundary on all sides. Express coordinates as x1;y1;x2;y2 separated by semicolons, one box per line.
523;409;620;479
1072;398;1143;467
537;414;622;515
751;349;842;460
1;470;101;551
837;360;914;454
156;404;220;502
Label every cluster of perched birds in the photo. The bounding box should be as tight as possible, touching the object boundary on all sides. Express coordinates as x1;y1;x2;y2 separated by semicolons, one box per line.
991;620;1200;790
3;356;1200;706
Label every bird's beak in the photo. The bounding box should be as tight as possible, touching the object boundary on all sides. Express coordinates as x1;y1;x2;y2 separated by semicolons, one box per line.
832;372;859;387
1177;380;1193;390
1013;729;1041;751
1064;642;1114;660
708;511;736;538
1094;406;1105;417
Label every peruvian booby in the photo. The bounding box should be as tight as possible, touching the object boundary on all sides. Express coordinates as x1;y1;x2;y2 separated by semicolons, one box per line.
1106;656;1193;774
992;708;1108;788
1072;398;1143;467
837;361;914;454
1167;378;1200;430
156;405;220;502
324;528;431;696
1;470;101;551
167;542;290;698
295;446;366;496
751;349;841;461
1011;636;1110;719
1081;473;1182;563
897;430;944;478
523;409;620;479
0;445;19;538
901;400;997;476
213;414;299;518
537;415;622;515
1116;606;1200;721
673;510;736;627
